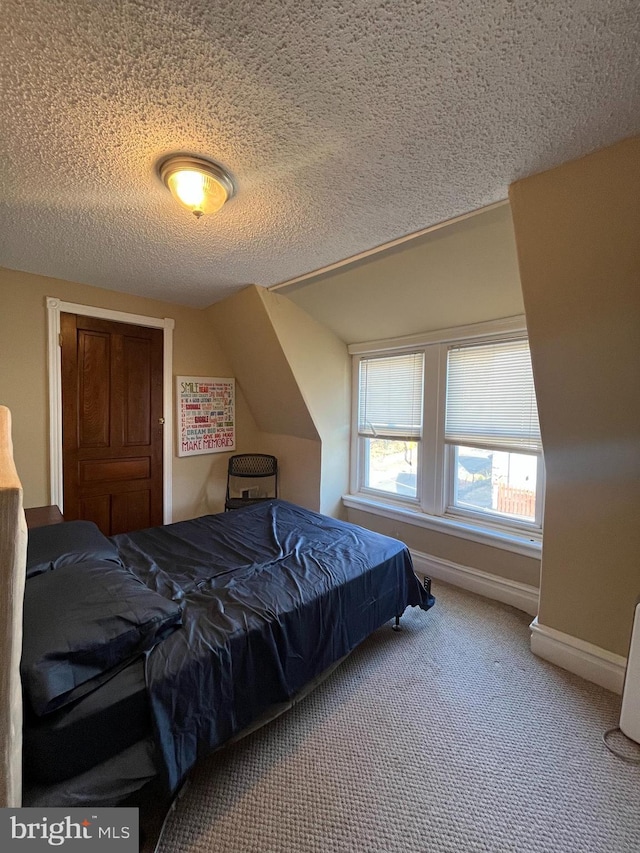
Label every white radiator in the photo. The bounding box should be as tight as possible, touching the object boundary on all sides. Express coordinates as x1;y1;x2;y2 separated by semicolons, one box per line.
620;602;640;744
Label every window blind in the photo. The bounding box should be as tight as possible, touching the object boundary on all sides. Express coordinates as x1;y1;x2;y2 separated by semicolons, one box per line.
358;352;424;440
445;339;541;451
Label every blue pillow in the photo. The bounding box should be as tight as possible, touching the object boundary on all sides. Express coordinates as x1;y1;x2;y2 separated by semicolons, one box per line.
26;520;122;579
22;559;182;715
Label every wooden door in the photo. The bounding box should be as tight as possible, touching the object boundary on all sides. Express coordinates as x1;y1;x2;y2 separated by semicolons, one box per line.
61;313;164;536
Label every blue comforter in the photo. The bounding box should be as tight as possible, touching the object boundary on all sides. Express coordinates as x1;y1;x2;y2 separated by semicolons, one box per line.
112;500;434;792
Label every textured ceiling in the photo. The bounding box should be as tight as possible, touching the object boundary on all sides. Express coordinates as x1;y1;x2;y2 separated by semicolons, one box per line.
1;0;639;308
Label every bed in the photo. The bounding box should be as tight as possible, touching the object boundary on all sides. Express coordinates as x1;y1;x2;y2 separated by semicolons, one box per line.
0;406;434;811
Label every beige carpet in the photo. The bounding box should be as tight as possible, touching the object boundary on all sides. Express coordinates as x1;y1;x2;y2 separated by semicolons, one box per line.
157;581;640;852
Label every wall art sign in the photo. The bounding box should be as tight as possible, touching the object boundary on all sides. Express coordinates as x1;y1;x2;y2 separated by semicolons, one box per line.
176;375;235;456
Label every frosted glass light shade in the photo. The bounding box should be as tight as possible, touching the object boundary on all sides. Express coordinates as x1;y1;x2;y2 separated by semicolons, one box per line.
159;155;234;218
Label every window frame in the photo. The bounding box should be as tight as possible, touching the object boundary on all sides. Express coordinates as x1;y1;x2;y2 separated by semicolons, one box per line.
443;442;546;532
349;316;545;545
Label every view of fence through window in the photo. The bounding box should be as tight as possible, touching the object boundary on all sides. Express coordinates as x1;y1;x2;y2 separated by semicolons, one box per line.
364;439;538;523
451;445;537;521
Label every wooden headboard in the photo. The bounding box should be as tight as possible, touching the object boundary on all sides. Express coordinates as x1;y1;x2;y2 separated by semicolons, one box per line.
0;405;27;807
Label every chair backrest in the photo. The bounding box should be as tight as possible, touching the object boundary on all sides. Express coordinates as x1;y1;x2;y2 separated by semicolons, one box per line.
225;454;278;507
228;454;278;479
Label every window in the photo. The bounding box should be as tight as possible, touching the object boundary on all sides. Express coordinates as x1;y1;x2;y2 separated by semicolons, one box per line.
445;339;542;527
351;322;544;539
357;352;423;499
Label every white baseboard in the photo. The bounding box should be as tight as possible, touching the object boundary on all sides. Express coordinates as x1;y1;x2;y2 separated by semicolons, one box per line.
409;549;627;693
409;549;539;616
529;618;627;694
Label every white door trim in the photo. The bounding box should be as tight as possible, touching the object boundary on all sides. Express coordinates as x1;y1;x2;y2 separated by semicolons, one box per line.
46;297;175;523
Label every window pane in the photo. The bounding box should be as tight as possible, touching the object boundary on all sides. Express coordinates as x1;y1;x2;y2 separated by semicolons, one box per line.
451;445;537;522
358;352;424;439
364;438;418;498
446;339;541;451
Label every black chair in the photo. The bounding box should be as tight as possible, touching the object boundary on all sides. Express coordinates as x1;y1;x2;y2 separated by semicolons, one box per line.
224;454;278;511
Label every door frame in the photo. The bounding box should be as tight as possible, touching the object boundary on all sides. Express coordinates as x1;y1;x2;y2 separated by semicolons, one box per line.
46;297;175;523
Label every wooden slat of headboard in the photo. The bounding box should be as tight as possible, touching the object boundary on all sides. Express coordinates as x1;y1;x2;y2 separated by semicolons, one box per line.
0;405;27;807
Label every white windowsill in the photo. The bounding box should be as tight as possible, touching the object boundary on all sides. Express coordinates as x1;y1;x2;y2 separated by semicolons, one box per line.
342;494;542;559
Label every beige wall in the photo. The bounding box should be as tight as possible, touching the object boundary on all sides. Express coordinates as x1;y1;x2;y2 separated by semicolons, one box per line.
260;434;322;510
257;288;350;517
207;285;323;510
347;509;541;588
283;203;524;343
509;136;640;656
208;284;351;517
0;267;261;521
206;286;319;441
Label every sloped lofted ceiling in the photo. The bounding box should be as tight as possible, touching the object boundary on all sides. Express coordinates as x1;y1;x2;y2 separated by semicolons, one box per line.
1;0;639;308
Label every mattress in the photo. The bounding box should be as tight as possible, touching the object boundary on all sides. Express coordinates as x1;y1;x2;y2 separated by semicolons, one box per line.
23;658;150;785
22;737;159;809
113;499;434;792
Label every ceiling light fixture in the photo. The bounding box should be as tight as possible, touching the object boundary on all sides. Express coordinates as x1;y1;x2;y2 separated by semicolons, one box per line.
159;154;235;219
